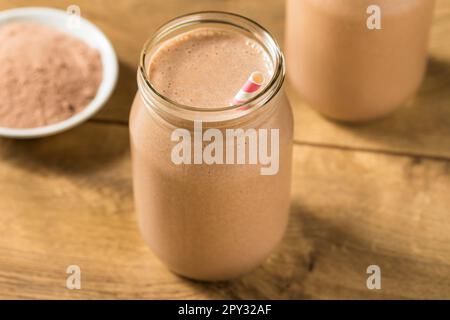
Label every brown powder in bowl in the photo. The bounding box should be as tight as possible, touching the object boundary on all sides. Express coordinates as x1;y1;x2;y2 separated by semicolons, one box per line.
0;22;102;129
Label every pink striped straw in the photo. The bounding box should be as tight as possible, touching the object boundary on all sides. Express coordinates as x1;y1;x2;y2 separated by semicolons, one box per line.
232;71;265;107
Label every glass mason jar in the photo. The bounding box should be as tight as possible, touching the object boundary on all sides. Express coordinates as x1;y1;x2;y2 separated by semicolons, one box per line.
286;0;436;122
129;12;293;281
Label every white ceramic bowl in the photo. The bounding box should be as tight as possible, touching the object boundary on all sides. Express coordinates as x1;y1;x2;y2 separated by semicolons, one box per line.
0;7;118;138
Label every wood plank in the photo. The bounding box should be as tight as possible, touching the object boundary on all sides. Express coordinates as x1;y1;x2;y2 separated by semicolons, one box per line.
2;0;449;159
0;122;213;299
288;145;450;299
0;122;449;299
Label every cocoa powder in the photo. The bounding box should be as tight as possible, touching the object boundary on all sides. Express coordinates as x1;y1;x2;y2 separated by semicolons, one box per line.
0;22;102;129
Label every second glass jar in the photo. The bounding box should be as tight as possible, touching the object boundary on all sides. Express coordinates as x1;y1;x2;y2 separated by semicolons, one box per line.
286;0;436;122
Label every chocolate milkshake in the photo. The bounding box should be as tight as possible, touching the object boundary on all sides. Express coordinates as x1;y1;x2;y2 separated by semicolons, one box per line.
130;12;293;281
286;0;435;122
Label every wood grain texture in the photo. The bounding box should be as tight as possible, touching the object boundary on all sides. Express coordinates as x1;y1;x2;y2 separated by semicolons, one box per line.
0;0;449;299
1;123;449;299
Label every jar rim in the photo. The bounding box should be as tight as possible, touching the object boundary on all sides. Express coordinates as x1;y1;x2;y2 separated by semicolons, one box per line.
138;11;285;122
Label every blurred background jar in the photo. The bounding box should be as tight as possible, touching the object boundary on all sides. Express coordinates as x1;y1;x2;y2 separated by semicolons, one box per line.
285;0;436;122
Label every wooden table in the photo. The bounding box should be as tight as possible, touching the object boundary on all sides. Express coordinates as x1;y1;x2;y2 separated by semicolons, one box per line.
0;0;449;299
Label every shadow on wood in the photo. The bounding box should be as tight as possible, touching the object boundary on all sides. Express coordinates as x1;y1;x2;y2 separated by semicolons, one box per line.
327;57;450;158
176;202;317;299
93;60;137;123
0;121;129;175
